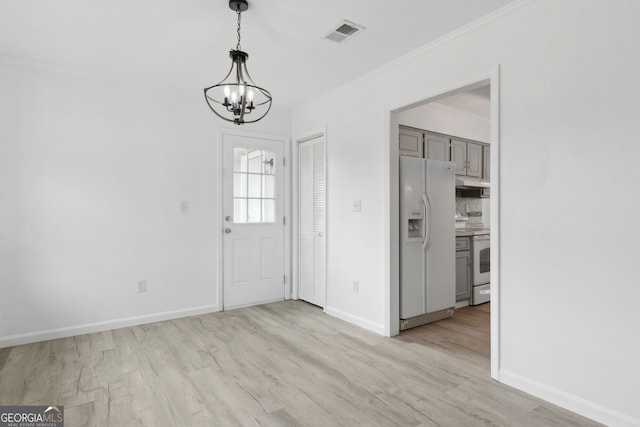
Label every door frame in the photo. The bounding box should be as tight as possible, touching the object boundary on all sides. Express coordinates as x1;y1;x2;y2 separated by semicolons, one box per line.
292;128;327;303
385;66;501;380
216;127;292;309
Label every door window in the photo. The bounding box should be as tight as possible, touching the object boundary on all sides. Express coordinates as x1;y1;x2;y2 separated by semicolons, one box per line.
233;148;277;224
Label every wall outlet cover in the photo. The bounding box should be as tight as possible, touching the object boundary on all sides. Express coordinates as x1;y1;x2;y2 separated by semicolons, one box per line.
137;280;147;293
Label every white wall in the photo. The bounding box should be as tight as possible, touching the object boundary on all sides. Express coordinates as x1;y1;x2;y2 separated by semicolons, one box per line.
398;102;490;143
292;0;640;425
0;56;291;346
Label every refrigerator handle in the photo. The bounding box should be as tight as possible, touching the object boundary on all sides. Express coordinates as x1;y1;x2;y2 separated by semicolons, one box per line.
421;193;430;252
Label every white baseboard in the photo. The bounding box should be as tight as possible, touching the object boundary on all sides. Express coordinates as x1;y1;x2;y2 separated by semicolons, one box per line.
324;306;386;336
0;304;221;348
500;369;640;427
224;298;284;311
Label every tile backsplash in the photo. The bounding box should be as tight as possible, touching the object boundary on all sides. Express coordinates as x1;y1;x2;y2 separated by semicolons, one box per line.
456;197;490;227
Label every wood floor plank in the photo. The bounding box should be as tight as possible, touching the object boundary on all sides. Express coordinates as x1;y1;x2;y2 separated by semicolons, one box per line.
0;301;602;426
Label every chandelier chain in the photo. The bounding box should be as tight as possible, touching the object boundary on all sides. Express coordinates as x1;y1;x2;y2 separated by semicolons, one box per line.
236;10;242;50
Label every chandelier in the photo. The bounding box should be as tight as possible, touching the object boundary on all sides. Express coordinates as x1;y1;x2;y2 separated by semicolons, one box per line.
204;0;272;125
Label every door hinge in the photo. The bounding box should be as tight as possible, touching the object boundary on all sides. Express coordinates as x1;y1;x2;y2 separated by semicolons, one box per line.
283;275;286;284
283;216;286;225
283;157;286;167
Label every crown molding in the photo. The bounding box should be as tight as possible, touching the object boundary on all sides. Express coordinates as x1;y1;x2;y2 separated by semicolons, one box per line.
428;101;490;121
296;0;536;111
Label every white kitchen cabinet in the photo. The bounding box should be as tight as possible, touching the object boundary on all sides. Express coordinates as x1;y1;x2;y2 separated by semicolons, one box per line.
399;127;423;157
399;127;489;184
466;142;482;178
425;132;449;161
451;139;467;175
483;145;490;182
455;241;471;302
481;145;491;197
451;139;484;178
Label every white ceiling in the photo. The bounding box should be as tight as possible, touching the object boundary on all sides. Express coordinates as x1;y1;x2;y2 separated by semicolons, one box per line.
0;0;517;109
434;85;491;119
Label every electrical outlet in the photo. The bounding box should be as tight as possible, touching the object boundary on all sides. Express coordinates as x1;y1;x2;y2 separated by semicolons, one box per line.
137;280;147;293
353;200;362;213
180;200;189;213
352;280;359;293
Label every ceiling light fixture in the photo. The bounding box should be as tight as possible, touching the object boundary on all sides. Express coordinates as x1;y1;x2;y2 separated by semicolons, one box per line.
204;0;272;125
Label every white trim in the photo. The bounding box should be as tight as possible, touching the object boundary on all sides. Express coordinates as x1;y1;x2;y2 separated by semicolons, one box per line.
292;128;328;306
324;306;385;336
216;130;225;311
428;101;491;122
296;0;534;112
223;297;285;311
216;127;291;310
371;1;532;83
489;66;501;380
500;370;640;427
284;133;293;301
0;304;220;348
296;130;326;144
292;132;300;301
384;67;501;384
385;112;400;337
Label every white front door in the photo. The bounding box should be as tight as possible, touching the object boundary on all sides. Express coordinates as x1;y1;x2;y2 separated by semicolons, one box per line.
222;132;285;309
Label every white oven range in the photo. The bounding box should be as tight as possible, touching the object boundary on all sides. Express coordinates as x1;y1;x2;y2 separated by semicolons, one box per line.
472;234;490;305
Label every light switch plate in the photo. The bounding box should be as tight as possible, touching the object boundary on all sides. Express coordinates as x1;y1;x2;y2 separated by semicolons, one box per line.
353;200;362;212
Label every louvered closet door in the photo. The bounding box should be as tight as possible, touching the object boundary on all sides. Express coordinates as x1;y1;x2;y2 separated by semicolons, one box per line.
298;136;326;307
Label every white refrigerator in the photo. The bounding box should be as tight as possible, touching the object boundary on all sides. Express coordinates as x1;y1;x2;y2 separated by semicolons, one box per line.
400;156;455;329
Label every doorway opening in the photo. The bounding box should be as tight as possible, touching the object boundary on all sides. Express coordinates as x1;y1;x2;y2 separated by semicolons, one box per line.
387;71;500;379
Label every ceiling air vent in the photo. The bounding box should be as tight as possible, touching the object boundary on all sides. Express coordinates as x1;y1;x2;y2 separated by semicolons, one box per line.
325;20;365;43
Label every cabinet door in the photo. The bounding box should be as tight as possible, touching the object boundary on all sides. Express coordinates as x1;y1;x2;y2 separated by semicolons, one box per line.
483;145;490;182
466;142;483;178
451;139;467;175
425;132;449;161
455;250;471;302
399;127;423;158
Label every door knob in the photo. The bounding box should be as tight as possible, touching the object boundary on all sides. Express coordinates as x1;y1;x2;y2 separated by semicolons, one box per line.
224;228;232;234
225;216;232;222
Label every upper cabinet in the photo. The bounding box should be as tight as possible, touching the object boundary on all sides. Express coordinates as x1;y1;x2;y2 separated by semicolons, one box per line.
451;139;483;178
399;126;489;183
451;139;466;175
399;127;423;158
483;145;490;182
425;133;449;162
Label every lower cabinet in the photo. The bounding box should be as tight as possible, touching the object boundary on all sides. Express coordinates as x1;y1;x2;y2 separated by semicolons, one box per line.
455;246;471;302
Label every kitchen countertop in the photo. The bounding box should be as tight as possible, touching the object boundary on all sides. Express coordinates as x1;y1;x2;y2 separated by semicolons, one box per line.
455;228;490;237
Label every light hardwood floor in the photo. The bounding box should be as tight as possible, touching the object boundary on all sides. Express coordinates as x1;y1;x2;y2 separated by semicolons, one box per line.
0;302;600;426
